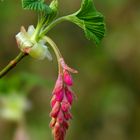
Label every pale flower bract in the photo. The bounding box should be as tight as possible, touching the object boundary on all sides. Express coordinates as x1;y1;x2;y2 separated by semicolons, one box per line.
16;25;52;60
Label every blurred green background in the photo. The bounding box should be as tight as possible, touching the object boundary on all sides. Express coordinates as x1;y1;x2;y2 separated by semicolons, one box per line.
1;0;140;140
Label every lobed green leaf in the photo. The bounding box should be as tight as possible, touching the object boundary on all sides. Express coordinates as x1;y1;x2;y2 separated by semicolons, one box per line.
22;0;52;13
67;0;106;45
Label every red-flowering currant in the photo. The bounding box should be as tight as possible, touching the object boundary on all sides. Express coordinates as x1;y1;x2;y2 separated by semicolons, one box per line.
0;0;106;140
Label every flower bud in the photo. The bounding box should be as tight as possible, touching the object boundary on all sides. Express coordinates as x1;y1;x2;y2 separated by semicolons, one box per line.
53;75;63;94
61;101;70;112
57;109;64;124
63;70;73;86
51;95;57;107
52;122;64;140
50;118;56;128
65;87;73;105
50;101;60;118
55;90;64;102
64;111;72;120
62;121;69;130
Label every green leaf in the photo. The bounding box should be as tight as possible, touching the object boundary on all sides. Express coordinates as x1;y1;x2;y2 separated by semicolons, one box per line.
49;0;58;21
22;0;52;13
67;0;106;45
41;0;58;26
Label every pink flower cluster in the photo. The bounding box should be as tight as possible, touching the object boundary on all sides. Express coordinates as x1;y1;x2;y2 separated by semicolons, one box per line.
50;58;77;140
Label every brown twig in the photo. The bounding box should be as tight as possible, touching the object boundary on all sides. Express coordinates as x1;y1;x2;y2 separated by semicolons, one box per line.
0;52;27;78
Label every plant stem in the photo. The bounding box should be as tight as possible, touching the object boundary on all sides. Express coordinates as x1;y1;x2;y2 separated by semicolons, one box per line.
44;36;62;60
40;16;69;37
44;36;63;74
0;52;27;78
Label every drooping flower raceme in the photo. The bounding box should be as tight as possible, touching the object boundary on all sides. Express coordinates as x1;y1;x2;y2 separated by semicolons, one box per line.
50;58;78;140
16;25;52;60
